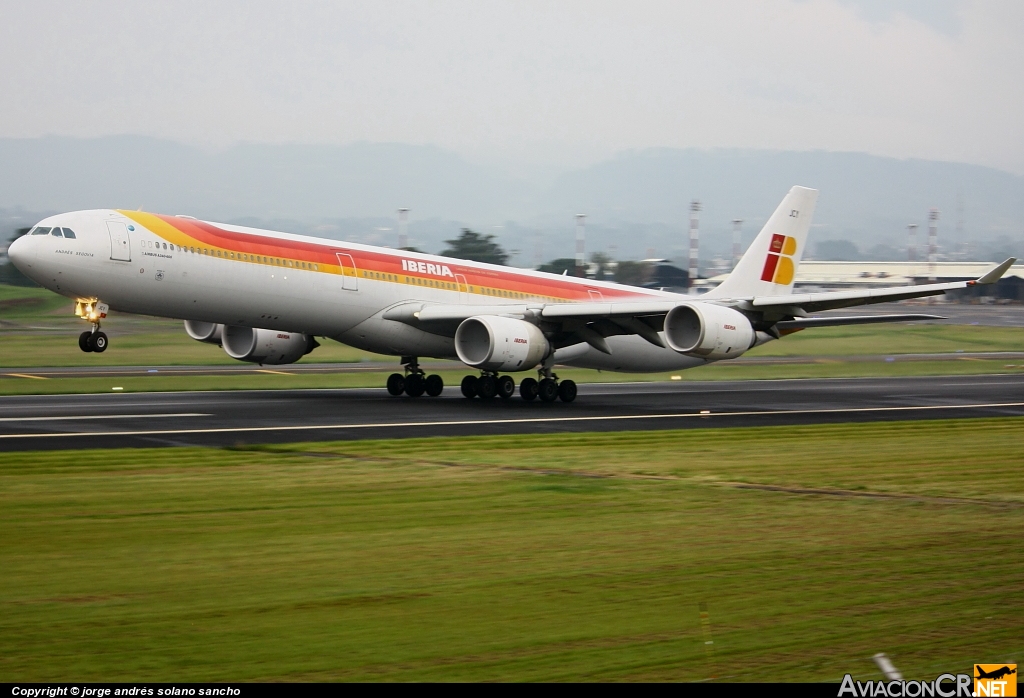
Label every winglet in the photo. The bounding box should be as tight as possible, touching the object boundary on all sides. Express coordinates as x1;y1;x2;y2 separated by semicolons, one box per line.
974;258;1016;285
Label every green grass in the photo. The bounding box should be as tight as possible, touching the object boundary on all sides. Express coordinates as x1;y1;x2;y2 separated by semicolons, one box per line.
3;283;1023;393
0;282;70;316
1;359;1023;395
0;325;386;367
2;419;1022;681
748;323;1024;356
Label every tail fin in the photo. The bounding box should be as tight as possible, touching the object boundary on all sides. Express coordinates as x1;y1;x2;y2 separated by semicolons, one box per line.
705;185;818;299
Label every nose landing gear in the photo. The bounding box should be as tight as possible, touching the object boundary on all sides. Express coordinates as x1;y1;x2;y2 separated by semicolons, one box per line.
74;300;110;353
78;330;108;353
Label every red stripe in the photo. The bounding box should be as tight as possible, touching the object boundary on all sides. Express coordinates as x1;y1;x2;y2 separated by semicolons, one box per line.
761;253;779;282
153;214;653;302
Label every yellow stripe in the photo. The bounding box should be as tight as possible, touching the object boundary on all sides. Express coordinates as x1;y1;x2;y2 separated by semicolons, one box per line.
255;369;294;375
118;210;346;276
6;373;48;380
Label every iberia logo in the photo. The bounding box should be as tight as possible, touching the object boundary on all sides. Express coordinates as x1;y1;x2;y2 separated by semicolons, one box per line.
760;233;797;284
975;664;1017;697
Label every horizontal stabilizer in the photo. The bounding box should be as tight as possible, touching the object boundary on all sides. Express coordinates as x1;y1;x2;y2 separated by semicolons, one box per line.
776;314;944;330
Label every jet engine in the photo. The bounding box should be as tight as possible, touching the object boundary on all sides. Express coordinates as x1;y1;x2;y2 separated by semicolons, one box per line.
183;320;223;345
454;316;550;371
663;303;755;360
221;326;318;365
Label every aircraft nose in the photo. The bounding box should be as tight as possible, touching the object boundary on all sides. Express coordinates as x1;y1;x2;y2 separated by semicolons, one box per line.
7;234;29;271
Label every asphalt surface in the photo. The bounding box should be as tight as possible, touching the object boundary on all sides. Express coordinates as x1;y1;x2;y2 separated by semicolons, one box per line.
1;374;1022;451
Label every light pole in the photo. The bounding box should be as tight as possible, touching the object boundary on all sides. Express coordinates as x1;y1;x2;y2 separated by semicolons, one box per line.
575;214;586;277
397;208;409;250
689;200;701;284
731;218;743;270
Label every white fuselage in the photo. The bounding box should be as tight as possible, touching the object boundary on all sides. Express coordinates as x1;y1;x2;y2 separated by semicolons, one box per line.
9;209;714;372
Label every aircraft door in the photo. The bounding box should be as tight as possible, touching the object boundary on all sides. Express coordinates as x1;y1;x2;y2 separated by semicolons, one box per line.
455;273;469;302
107;221;132;261
336;252;358;291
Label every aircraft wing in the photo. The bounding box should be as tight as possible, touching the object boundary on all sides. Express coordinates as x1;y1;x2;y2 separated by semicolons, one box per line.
383;300;678;354
383;258;1014;355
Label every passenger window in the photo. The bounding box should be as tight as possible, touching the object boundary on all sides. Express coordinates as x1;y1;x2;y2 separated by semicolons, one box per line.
31;227;51;235
51;228;64;237
62;228;77;239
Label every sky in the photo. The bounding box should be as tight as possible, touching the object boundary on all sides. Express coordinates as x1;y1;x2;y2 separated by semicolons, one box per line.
1;0;1022;173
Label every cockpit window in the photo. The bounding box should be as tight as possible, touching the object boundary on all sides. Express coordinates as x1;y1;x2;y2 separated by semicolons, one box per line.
51;228;64;237
31;226;51;235
62;228;77;239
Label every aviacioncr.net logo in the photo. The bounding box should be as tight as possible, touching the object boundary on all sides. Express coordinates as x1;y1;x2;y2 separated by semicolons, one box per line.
839;673;973;697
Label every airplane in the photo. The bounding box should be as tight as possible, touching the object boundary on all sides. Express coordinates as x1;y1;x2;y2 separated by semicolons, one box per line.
976;666;1016;681
7;186;1014;402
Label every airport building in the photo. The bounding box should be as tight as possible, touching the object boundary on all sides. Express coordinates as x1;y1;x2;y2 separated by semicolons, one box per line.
699;261;1024;301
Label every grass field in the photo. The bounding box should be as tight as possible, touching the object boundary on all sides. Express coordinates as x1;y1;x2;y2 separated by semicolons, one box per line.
2;418;1021;681
1;358;1024;395
3;283;1023;393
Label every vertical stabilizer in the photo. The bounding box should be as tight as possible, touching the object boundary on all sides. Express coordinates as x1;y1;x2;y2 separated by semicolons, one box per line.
705;186;818;299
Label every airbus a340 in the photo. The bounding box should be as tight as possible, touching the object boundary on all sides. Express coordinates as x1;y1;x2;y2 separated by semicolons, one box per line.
8;186;1013;402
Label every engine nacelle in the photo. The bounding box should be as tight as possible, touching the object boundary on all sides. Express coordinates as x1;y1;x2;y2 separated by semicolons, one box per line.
184;320;223;345
663;303;755;360
221;326;318;365
455;316;550;372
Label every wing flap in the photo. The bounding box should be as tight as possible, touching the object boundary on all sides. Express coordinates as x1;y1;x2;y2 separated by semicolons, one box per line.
776;314;945;330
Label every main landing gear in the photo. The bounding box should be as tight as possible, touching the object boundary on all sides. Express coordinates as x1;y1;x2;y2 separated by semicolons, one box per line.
386;357;444;398
461;370;576;403
74;300;109;353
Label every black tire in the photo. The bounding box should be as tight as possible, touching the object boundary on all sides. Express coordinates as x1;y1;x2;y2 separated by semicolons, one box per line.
461;375;478;398
477;374;498;399
538;378;559;403
497;375;515;399
558;379;577;403
404;373;425;397
90;331;108;353
79;331;94;353
519;377;538;401
425;374;444;397
386;373;405;396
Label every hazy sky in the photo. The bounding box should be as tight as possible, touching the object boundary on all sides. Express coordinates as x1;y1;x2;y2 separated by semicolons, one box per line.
2;1;1022;172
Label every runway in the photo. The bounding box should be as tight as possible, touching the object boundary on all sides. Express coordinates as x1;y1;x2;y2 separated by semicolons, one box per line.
1;373;1022;451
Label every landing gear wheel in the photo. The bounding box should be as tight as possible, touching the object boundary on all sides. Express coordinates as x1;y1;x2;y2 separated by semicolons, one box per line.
519;377;538;401
558;379;577;403
425;374;444;397
538;378;559;403
404;373;425;397
89;331;108;353
497;375;515;399
79;331;94;353
386;373;406;396
461;375;478;398
477;374;498;399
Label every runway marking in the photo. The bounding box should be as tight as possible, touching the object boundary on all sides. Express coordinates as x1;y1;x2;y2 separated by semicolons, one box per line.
255;369;295;376
0;413;210;422
1;402;1022;440
5;373;48;380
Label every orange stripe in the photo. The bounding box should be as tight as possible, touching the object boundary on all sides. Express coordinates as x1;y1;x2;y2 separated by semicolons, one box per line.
118;211;655;302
